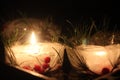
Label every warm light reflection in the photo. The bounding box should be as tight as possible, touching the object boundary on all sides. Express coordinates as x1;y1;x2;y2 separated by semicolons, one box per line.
95;51;107;56
26;45;39;54
30;31;37;45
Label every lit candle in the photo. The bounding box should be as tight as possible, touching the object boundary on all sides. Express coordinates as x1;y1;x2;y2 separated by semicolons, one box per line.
10;31;64;73
95;51;107;56
10;31;41;66
74;45;113;74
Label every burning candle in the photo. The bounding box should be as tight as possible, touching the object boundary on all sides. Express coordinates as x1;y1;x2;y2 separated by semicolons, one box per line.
74;45;113;74
10;31;64;73
95;51;107;56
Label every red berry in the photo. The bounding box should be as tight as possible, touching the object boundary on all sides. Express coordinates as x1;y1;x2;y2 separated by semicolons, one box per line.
40;68;45;74
34;64;45;74
34;65;41;72
22;65;32;70
102;68;110;75
44;56;51;63
42;63;50;69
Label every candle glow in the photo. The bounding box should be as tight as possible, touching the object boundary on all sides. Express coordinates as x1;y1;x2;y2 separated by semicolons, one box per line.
27;31;40;54
95;51;107;56
30;31;37;45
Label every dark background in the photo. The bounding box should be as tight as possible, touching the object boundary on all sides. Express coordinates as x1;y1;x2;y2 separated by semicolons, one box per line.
0;0;119;30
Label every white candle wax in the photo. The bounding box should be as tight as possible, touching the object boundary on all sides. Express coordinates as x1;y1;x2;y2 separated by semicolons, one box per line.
11;42;65;69
74;44;120;74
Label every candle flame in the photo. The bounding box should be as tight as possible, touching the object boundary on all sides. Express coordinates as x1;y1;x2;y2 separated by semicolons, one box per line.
95;51;106;56
30;31;37;45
